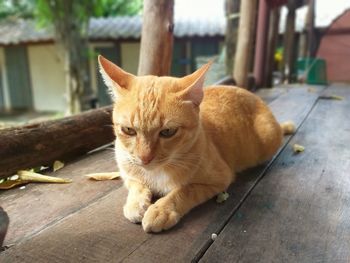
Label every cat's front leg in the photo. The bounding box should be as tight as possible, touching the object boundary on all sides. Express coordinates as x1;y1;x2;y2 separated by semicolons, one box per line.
142;182;229;232
123;179;152;223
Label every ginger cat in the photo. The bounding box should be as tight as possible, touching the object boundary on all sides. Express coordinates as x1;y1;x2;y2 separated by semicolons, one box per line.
98;55;294;233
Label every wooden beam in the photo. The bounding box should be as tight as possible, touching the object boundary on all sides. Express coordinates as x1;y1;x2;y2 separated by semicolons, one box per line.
0;106;114;179
282;0;297;83
253;0;270;88
233;0;258;88
264;7;281;87
306;0;316;57
224;0;240;76
138;0;174;76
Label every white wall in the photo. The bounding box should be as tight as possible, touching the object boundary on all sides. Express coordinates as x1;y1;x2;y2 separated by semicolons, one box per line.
0;47;10;111
23;41;140;112
27;44;66;112
121;42;140;75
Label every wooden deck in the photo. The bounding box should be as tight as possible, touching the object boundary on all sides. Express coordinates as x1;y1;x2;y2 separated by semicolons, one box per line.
1;84;350;263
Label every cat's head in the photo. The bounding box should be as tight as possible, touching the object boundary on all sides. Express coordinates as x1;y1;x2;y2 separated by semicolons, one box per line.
98;55;211;170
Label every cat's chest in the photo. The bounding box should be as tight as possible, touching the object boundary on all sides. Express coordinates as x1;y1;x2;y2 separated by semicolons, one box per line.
142;169;175;195
119;166;177;196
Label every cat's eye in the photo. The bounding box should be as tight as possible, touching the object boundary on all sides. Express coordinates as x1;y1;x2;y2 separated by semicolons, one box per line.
121;127;136;136
159;128;178;138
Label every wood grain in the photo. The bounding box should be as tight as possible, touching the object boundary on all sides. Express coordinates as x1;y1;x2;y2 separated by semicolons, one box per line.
200;85;350;262
1;149;119;245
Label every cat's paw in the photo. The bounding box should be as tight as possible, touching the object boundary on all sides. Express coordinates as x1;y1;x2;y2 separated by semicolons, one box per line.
142;203;181;233
123;199;150;223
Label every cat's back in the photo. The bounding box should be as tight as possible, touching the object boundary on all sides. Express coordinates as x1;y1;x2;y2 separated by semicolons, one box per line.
201;85;263;122
200;85;281;171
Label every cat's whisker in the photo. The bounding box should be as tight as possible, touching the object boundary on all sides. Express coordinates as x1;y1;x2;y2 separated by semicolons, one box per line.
166;161;191;171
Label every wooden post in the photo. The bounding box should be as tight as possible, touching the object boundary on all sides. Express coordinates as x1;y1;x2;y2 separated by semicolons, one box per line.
224;0;240;76
138;0;174;76
282;0;296;83
233;0;258;88
264;7;281;87
306;0;316;57
253;0;270;88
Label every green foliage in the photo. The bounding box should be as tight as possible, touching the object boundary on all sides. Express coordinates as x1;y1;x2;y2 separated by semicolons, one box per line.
0;0;36;19
94;0;142;17
0;0;143;22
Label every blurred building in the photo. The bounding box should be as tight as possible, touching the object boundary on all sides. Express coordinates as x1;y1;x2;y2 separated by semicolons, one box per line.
0;16;225;112
317;9;350;83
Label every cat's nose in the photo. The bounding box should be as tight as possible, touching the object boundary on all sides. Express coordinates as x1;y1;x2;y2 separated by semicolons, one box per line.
140;154;154;165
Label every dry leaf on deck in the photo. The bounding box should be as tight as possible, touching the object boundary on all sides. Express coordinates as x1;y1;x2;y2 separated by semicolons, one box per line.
85;172;120;181
319;95;344;101
0;179;27;190
293;144;305;153
0;170;71;190
18;170;72;183
53;160;65;172
216;192;229;203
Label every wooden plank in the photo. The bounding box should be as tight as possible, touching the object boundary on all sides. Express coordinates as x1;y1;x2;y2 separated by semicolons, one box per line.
255;86;288;104
0;148;119;245
0;188;147;263
200;85;350;262
0;106;114;179
0;86;324;262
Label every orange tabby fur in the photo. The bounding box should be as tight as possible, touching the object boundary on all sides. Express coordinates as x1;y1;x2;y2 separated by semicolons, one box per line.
98;55;294;233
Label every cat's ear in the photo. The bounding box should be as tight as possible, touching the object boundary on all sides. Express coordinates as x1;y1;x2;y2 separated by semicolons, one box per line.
98;55;135;100
179;61;212;106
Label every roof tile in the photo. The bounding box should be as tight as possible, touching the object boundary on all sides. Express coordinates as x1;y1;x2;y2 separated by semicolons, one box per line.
0;16;224;45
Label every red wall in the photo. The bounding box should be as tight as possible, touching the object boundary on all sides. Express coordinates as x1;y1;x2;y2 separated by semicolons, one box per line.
317;9;350;82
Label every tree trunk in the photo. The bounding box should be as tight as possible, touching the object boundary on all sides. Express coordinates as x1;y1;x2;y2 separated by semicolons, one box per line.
49;0;92;115
138;0;174;76
233;0;258;88
282;0;296;83
264;7;281;87
224;0;240;76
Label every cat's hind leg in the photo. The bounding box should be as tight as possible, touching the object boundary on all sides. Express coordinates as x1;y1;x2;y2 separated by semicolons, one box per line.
123;179;152;223
253;111;284;162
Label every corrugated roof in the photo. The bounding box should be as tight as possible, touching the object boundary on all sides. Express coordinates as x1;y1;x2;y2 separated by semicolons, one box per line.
0;16;225;45
0;19;53;45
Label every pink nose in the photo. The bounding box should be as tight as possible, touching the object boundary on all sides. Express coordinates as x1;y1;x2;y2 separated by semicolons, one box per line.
140;155;154;165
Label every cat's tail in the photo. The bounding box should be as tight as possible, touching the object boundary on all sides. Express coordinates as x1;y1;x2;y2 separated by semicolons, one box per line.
280;121;295;135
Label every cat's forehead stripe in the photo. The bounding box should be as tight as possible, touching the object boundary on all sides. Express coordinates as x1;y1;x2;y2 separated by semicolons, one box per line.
134;81;164;129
